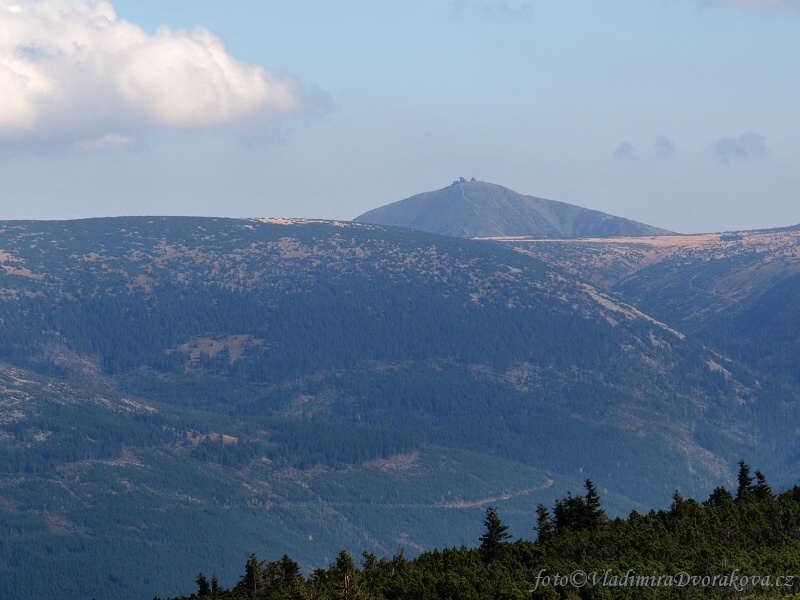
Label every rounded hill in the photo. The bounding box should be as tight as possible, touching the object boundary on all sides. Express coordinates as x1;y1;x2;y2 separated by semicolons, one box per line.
355;179;674;239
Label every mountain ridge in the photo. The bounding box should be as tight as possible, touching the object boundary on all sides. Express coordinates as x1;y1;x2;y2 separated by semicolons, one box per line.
0;215;795;599
355;179;675;239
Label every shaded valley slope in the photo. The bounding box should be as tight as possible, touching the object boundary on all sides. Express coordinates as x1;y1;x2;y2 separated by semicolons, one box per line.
0;217;794;599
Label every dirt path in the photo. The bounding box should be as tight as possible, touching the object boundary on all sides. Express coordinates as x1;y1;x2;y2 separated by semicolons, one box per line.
437;478;554;509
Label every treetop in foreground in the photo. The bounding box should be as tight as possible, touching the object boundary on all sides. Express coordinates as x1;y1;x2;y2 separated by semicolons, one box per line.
158;464;800;599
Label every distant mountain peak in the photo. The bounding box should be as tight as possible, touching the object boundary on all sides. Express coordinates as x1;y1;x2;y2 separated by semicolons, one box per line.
355;180;674;239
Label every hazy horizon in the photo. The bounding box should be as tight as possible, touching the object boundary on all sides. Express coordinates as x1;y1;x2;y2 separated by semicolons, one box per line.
1;0;798;233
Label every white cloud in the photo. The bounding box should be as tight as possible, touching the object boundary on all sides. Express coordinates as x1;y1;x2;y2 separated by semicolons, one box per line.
72;133;135;152
0;0;327;151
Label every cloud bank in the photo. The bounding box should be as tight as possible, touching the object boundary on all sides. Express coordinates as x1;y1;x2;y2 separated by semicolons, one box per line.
702;0;800;8
452;0;532;16
0;0;326;150
654;135;676;158
613;141;637;161
711;132;768;162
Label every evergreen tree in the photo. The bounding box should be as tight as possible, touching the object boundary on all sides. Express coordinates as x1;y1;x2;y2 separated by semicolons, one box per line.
534;503;555;543
736;459;754;502
752;470;773;500
480;506;511;563
330;550;361;599
554;493;587;532
240;553;264;596
275;554;301;585
583;479;606;530
261;554;305;599
195;573;210;597
704;485;733;508
670;489;685;514
156;469;800;600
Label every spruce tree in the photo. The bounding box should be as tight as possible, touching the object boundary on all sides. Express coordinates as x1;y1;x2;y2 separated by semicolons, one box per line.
554;493;587;532
737;460;754;502
535;503;555;543
584;479;606;530
704;486;734;508
752;470;773;500
240;553;264;595
195;573;210;597
480;506;511;563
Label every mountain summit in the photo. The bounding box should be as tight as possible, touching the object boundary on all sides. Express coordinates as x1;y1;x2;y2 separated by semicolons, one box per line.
355;179;674;238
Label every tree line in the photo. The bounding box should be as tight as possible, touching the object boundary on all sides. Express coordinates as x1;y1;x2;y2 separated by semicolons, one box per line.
157;462;800;599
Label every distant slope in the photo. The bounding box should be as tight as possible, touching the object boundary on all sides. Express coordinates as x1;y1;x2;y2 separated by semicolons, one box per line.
354;179;674;238
0;216;790;600
503;228;800;386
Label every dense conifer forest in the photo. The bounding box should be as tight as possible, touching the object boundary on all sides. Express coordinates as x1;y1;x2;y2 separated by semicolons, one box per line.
159;465;800;599
2;217;800;599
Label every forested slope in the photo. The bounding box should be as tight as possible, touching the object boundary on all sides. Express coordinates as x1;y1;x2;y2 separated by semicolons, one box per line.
0;217;795;599
160;467;800;599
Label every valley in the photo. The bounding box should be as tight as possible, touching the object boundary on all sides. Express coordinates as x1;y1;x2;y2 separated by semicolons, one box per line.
0;215;797;599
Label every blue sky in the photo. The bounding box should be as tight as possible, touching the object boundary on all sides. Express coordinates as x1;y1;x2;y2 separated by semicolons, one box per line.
1;0;798;233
